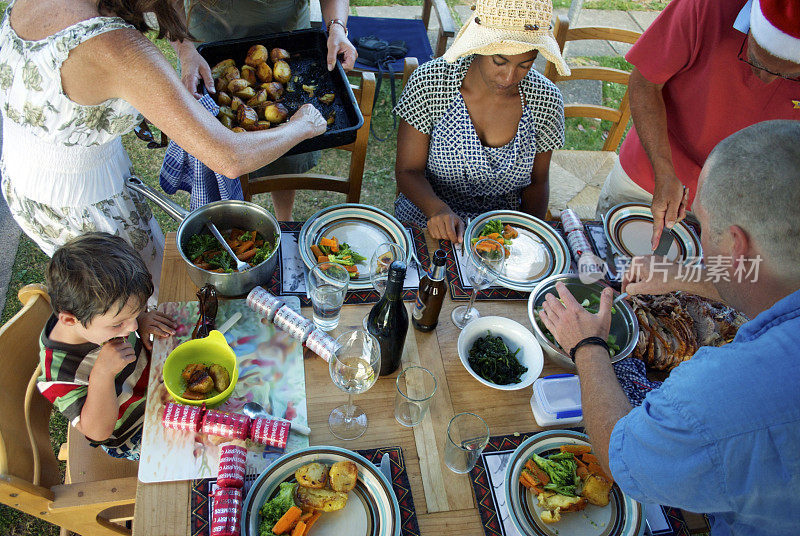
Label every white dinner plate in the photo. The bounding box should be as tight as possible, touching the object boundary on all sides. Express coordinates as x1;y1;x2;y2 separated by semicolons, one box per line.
602;203;702;263
299;204;413;290
505;430;644;536
241;446;401;536
465;211;571;292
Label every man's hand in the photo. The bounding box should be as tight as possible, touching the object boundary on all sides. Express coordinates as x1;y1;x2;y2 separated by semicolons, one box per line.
326;24;357;71
289;104;328;137
651;173;688;250
94;338;138;378
621;255;680;295
137;311;177;350
539;283;613;354
427;206;465;244
176;42;214;99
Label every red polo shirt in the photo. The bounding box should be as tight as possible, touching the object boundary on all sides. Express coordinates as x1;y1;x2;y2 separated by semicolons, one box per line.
620;0;800;205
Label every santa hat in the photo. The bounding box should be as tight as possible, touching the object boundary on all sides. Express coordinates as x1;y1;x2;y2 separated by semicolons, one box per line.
750;0;800;63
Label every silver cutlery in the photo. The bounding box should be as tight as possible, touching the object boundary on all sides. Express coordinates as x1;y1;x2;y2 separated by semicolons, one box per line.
379;452;391;481
206;222;250;272
653;228;675;257
242;401;311;436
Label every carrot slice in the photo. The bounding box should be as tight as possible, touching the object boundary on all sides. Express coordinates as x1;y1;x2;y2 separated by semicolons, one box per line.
272;506;302;535
531;466;550;486
560;444;592;455
238;248;257;261
582;453;599;464
236;240;255;255
310;245;324;258
291;521;306;536
302;512;322;536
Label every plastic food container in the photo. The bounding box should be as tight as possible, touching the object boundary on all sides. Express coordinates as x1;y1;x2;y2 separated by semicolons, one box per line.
530;374;583;427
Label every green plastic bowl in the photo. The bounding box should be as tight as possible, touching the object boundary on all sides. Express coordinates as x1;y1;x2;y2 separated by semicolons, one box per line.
162;330;239;408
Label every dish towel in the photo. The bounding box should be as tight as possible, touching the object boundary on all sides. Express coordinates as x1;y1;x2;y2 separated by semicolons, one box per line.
159;94;244;210
613;357;663;407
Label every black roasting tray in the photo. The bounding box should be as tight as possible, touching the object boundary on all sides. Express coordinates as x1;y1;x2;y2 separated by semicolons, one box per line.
197;28;363;156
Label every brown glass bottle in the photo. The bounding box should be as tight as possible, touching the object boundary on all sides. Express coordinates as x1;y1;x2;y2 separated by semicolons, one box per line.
412;249;447;332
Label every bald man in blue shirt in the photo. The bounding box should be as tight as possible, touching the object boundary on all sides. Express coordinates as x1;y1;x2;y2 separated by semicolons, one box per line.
539;120;800;536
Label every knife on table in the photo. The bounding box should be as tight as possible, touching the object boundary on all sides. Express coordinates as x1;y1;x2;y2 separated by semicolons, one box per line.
379;453;391;481
653;229;675;257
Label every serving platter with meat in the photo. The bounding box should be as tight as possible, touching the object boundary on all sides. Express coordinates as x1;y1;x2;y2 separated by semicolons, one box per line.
630;292;747;371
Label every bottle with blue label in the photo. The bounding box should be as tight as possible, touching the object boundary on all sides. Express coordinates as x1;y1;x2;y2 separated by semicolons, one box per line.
411;249;447;332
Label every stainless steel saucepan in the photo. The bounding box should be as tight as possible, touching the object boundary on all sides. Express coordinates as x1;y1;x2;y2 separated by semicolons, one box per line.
126;177;281;297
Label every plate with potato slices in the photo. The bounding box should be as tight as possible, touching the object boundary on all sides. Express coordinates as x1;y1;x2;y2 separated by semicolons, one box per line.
504;430;644;536
241;446;400;536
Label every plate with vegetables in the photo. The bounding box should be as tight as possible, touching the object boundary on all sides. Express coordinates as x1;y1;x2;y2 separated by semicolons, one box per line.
464;211;571;292
457;316;543;390
504;430;644;536
299;204;413;290
241;446;400;536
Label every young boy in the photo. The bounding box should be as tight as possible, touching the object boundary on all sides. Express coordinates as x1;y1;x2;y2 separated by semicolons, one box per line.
37;233;176;460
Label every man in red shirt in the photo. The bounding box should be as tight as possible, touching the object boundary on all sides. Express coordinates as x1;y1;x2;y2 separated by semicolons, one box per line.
596;0;800;249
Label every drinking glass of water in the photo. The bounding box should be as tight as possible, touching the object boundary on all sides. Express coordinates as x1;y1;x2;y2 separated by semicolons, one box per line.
308;262;350;331
444;412;489;473
362;242;406;329
451;238;505;329
328;330;381;440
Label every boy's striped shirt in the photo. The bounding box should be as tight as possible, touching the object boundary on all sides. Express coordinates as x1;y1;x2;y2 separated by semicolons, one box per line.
37;316;149;455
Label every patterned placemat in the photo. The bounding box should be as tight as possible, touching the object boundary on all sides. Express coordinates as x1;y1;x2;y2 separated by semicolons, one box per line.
469;430;709;536
265;223;431;306
190;445;420;536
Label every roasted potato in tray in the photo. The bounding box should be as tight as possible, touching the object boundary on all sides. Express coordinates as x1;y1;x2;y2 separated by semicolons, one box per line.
211;58;235;79
295;462;328;489
329;461;358;493
294;485;348;512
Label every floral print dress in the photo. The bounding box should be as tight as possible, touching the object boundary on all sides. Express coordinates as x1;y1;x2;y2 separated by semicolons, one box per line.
0;2;163;291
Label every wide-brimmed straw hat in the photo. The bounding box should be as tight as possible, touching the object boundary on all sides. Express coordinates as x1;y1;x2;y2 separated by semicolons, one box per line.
443;0;570;76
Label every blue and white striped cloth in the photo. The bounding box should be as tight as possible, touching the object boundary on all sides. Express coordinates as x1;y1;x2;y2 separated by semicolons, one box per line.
158;94;244;210
613;358;663;407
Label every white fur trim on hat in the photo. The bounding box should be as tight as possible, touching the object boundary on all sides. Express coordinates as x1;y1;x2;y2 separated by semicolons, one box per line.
442;17;571;76
750;0;800;63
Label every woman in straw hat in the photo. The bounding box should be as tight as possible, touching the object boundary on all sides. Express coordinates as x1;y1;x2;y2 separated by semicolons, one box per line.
394;0;569;243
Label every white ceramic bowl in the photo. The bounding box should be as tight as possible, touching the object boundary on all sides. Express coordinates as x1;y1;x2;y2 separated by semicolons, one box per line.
457;316;543;390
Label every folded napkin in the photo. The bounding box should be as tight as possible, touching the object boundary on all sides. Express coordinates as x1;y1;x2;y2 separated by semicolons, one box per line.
159;94;244;210
613;357;663;407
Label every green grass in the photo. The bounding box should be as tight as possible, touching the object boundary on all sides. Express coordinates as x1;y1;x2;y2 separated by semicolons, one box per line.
584;0;669;10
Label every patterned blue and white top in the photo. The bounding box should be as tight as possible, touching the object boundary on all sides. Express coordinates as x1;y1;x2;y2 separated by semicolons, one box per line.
394;56;564;227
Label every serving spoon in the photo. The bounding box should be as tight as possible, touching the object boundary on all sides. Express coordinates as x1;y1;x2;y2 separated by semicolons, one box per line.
206;222;250;272
242;401;311;436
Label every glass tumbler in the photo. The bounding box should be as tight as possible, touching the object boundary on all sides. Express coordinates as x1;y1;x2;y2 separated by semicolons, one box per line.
308;262;350;331
394;366;437;427
444;412;489;473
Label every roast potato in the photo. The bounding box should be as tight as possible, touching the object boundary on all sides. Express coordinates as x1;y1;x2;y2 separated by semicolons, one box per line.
232;127;246;133
329;461;358;493
219;115;234;129
249;120;271;131
272;60;291;84
295;462;328;489
241;65;257;86
319;93;335;105
294;486;348;512
326;111;335;126
270;47;290;63
187;369;214;394
217;106;235;121
237;105;259;127
216;92;232;107
227;78;250;94
245;44;269;66
246;88;268;106
211;58;235;79
262;103;288;124
230;96;244;112
181;389;207;401
222;66;241;84
264;82;284;101
208;364;231;392
233;86;256;100
182;363;207;382
256;62;273;83
214;77;227;94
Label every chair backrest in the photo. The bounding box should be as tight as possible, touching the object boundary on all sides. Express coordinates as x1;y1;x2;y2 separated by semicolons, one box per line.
0;285;60;491
544;15;641;152
239;69;377;202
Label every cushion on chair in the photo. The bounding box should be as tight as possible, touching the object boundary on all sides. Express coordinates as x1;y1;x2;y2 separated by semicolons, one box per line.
348;16;434;73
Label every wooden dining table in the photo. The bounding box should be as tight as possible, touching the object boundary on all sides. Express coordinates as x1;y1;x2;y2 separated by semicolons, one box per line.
132;231;574;536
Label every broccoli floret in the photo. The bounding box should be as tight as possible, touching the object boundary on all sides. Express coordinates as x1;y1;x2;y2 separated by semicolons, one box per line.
259;482;296;535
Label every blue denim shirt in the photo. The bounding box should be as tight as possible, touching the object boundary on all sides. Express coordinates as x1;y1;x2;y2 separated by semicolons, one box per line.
609;289;800;535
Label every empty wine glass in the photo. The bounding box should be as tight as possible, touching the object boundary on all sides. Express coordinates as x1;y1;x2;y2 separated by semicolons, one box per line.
451;238;505;329
362;242;406;329
328;330;381;440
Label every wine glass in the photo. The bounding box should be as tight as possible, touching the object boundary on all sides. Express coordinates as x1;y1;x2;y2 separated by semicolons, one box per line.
451;238;505;329
362;242;406;329
328;330;381;440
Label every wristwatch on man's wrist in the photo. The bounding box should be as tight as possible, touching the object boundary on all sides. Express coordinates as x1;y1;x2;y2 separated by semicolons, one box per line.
327;18;348;36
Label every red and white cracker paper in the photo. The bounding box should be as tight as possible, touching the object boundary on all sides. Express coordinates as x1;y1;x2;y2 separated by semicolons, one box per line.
248;417;291;450
217;444;247;489
273;305;314;343
202;410;250;440
211;487;242;536
246;286;285;323
162;402;203;432
304;328;341;363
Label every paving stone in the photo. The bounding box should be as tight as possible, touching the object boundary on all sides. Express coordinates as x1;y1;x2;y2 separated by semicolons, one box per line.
628;11;660;32
557;79;602;106
575;10;640;32
564;39;616;57
353;6;426;20
453;5;472;26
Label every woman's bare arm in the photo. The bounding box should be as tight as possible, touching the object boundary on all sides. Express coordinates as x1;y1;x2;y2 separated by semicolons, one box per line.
519;150;551;219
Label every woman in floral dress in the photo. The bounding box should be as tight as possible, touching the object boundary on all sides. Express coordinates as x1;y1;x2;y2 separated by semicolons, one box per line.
0;0;326;291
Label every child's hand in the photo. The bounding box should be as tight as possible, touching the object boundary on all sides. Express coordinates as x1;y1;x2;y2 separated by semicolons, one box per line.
138;311;177;350
94;337;137;378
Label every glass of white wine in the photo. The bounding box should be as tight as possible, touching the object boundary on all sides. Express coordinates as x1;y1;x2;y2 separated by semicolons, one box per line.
451;238;506;329
328;330;381;440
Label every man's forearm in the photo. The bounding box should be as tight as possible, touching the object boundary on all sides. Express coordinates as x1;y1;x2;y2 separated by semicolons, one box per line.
574;346;632;478
628;67;675;178
320;0;350;27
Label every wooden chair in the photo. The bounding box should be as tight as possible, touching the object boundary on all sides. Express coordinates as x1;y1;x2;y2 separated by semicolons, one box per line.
238;69;379;202
543;15;641;219
0;285;138;536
